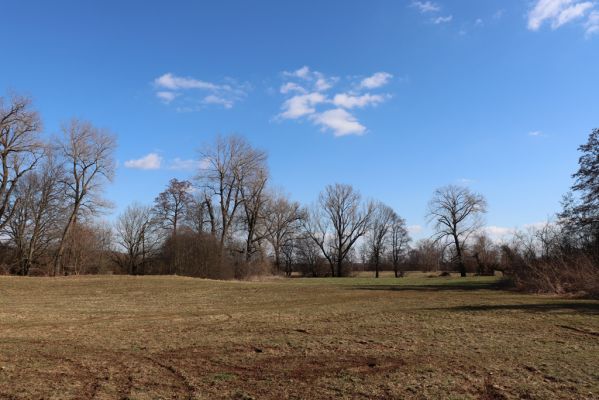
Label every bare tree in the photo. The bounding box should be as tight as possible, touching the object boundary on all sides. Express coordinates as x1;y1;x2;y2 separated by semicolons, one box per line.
264;192;304;272
408;239;443;272
186;191;212;234
304;183;373;277
365;202;395;278
197;135;267;249
63;222;113;275
54;119;116;275
153;178;192;236
5;149;65;275
115;203;155;275
0;94;44;231
427;185;487;277
239;165;269;262
389;213;410;277
471;233;499;275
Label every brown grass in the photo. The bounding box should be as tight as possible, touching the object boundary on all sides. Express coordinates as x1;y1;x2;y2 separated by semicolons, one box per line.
0;274;597;399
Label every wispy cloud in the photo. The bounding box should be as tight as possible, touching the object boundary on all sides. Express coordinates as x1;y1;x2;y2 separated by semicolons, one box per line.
585;10;599;36
124;153;163;170
276;67;393;137
332;93;386;109
457;178;475;185
432;15;453;24
411;1;440;13
527;0;597;35
156;91;178;104
360;72;393;89
124;153;212;171
410;1;453;26
529;130;543;136
152;73;248;110
203;94;233;109
155;73;219;90
168;157;210;171
280;82;307;94
283;66;311;79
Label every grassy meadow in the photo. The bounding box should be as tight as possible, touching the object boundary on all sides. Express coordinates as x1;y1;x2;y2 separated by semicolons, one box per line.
0;273;597;399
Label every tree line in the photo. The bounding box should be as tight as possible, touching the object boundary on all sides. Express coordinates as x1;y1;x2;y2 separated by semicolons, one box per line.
1;92;597;295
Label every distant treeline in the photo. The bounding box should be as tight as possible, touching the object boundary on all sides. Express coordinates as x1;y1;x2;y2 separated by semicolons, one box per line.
0;93;597;296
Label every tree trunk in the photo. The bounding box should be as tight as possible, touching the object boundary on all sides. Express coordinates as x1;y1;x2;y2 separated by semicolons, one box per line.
453;234;466;277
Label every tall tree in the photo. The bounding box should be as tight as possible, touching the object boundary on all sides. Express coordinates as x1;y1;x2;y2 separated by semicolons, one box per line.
264;193;304;272
365;202;395;278
115;203;155;275
54;119;116;275
561;128;599;259
304;183;373;277
239;165;269;262
0;94;44;231
153;178;192;236
427;185;487;277
389;213;410;277
6;150;65;275
197;135;267;249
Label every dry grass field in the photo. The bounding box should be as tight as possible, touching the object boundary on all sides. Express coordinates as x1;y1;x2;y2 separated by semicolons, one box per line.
0;273;598;400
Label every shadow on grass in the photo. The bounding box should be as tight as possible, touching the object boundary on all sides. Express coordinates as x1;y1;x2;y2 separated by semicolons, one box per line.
429;302;599;315
351;280;510;293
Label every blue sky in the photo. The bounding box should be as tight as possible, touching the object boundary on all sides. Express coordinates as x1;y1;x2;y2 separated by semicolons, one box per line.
1;0;598;240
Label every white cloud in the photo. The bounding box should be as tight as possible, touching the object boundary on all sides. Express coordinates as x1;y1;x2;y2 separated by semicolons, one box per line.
284;66;311;79
154;73;218;91
475;18;484;26
280;82;307;94
280;92;326;119
156;91;178;104
168;157;210;171
315;77;333;91
457;178;475;185
432;15;453;24
124;153;162;170
152;72;247;109
311;108;366;137
483;226;517;241
411;1;440;13
585;10;599;35
554;1;594;28
203;95;233;109
360;72;393;89
529;130;543;136
528;0;595;31
332;93;386;109
277;67;393;137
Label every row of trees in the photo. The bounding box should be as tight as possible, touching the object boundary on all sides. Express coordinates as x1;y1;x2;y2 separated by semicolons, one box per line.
0;94;116;276
0;92;494;279
113;136;413;278
0;92;416;278
1;92;597;294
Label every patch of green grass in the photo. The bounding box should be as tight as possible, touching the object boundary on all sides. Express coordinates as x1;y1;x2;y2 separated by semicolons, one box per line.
211;372;237;381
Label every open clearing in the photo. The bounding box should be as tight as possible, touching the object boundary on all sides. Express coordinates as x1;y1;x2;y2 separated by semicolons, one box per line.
0;274;597;399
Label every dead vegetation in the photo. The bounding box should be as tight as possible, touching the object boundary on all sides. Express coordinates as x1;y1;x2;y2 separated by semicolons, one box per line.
0;274;597;399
